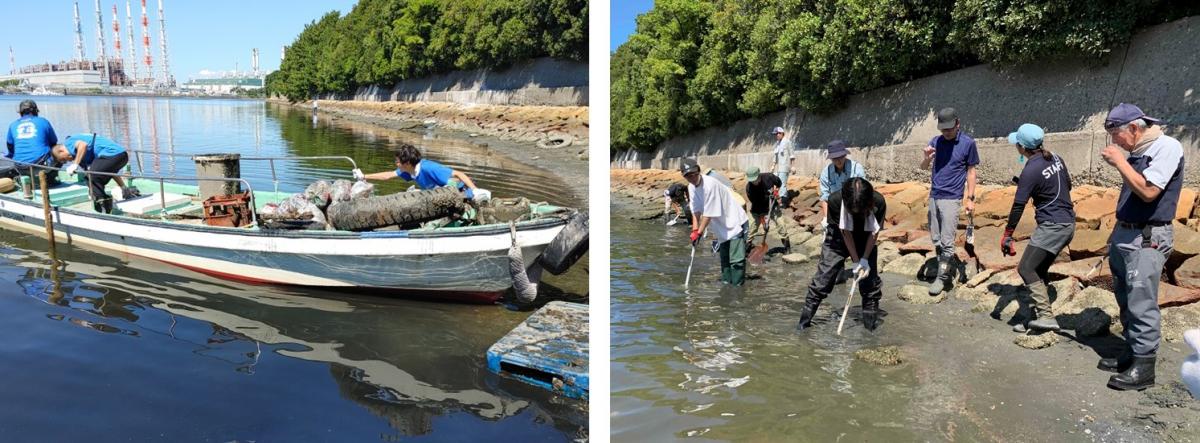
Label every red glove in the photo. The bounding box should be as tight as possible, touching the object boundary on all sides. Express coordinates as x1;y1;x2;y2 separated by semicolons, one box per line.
690;230;702;244
772;187;780;198
1001;228;1016;256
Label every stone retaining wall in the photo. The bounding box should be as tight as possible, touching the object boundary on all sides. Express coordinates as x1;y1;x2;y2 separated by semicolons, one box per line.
612;16;1200;187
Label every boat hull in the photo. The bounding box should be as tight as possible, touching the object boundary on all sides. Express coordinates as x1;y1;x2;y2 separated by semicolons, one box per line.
0;194;565;300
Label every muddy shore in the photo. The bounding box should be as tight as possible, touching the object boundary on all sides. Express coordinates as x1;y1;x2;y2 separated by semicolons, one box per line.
268;98;589;206
612;167;1200;440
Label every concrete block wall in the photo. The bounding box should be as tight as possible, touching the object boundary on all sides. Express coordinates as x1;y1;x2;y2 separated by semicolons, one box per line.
342;57;588;107
612;16;1200;187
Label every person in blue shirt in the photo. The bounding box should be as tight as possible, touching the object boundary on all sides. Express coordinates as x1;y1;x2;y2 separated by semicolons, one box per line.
6;100;59;172
818;140;867;222
51;133;137;213
999;123;1076;334
920;107;980;295
362;143;478;199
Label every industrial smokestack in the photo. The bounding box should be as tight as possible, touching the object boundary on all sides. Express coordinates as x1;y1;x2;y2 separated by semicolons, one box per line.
112;4;121;56
126;0;137;82
9;46;13;75
73;2;86;62
251;48;259;77
95;0;110;86
141;0;152;79
157;0;172;87
281;45;286;63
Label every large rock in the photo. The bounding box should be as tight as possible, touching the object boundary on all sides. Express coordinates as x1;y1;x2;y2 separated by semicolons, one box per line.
1172;221;1200;257
1067;229;1110;260
1174;255;1200;289
1053;286;1120;337
878;229;911;244
899;233;935;254
883;253;928;277
1049;257;1113;289
1159;282;1200;308
1161;303;1200;343
1176;188;1197;222
1075;197;1115;229
892;185;928;207
898;283;946;304
971;226;1024;271
976;187;1016;220
1071;185;1105;202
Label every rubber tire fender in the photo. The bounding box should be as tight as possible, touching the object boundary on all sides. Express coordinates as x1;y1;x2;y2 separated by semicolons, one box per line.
538;211;588;275
326;186;465;231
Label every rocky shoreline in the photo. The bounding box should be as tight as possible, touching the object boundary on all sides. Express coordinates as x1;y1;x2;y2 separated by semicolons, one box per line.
612;168;1200;343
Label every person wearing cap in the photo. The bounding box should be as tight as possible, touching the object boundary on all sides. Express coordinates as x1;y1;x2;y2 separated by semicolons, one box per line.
797;177;887;332
662;182;693;225
1096;103;1184;391
818;140;867;222
51;133;139;213
5;99;59;176
1000;123;1076;333
770;127;795;193
681;159;750;285
920;107;979;295
744;166;791;253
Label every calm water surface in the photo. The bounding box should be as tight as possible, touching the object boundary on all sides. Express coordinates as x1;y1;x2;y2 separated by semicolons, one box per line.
610;214;996;442
0;96;586;441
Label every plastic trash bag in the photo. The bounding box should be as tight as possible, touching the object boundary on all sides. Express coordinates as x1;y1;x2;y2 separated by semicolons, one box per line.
329;179;353;205
1184;329;1200;399
350;180;374;200
305;180;332;209
274;193;313;219
260;203;280;217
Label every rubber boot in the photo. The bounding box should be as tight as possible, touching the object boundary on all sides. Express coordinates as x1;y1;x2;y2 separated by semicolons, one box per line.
796;298;822;331
928;259;949;295
861;298;881;331
1107;356;1155;391
782;238;792;254
1025;282;1060;332
100;198;113;214
1098;349;1133;373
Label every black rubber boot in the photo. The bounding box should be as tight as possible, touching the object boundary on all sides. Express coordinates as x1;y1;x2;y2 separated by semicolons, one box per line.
796;298;822;331
862;298;881;331
1098;350;1133;373
1107;356;1155;391
782;238;792;254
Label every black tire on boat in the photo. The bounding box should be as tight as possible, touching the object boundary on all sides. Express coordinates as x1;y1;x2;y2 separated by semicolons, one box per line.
538;211;588;275
326;186;465;231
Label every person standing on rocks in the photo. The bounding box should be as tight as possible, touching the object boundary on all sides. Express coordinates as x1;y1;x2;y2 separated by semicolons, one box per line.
921;107;979;295
770;127;795;195
797;177;887;332
1000;123;1075;333
818;140;867;222
1097;103;1185;391
682;159;750;286
744;166;791;253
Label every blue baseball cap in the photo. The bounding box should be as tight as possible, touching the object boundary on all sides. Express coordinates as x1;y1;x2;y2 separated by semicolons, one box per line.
1104;103;1159;130
1007;123;1044;149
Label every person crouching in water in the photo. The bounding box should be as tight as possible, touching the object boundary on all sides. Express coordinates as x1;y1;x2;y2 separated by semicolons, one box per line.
797;177;887;331
52;133;137;213
1001;124;1076;333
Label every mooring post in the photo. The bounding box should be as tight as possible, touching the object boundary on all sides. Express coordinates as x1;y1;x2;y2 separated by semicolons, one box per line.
38;171;55;247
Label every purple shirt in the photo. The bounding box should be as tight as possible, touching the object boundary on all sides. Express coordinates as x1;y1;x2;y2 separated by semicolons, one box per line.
928;133;979;200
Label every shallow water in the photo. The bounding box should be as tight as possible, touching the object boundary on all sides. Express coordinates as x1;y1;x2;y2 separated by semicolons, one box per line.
610;214;998;441
0;96;586;441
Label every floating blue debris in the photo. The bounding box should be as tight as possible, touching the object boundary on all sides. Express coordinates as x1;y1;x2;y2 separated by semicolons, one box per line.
487;301;588;399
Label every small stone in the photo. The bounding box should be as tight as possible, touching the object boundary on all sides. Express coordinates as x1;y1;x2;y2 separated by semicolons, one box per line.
855;346;903;366
898;284;946;304
781;253;809;264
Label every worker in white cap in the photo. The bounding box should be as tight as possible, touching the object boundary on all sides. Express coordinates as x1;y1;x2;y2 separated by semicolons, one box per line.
770;127;794;195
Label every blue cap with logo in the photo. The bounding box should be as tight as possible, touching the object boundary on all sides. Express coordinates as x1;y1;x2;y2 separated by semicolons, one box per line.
1007;123;1044;150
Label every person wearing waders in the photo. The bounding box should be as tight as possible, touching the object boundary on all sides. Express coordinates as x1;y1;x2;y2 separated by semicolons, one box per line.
663;182;693;225
1097;103;1184;391
52;134;139;213
682;159;749;286
1000;124;1076;333
744;166;791;253
770;127;795;196
818;140;867;227
921;107;979;295
797;178;887;331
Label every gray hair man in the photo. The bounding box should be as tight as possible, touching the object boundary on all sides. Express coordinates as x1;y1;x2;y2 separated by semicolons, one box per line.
1097;103;1185;391
770;127;795;194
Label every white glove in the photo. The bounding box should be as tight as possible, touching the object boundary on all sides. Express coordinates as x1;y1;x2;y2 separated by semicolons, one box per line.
1183;329;1200;399
821;218;829;229
853;258;870;276
64;162;78;176
352;168;365;181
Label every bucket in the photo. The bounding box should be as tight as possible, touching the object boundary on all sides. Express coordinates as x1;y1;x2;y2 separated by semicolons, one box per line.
193;153;242;201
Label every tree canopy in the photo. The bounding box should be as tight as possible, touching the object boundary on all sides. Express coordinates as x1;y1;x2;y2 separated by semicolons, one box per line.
267;0;588;102
611;0;1198;153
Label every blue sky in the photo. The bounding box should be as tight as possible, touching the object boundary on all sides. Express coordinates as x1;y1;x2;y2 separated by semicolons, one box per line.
0;0;358;82
611;0;654;52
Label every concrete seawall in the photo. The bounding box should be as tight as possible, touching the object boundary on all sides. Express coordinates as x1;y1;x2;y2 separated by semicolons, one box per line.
322;58;588;107
612;16;1200;187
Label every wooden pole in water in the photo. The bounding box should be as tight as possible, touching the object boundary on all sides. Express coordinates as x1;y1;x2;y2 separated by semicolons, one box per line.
38;171;55;247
